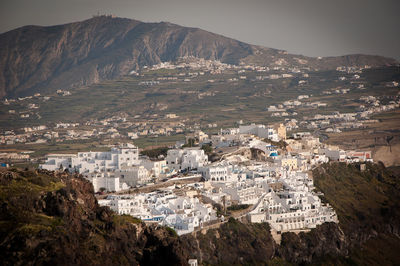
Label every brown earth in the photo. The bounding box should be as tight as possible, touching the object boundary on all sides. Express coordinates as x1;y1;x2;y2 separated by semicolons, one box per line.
326;110;400;166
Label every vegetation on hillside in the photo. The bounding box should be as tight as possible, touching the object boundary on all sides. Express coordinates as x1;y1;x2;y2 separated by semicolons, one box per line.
310;162;400;264
141;146;169;159
313;162;400;233
227;204;250;211
0;169;188;265
181;218;276;265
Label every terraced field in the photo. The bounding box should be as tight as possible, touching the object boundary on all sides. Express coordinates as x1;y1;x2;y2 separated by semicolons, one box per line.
1;66;399;130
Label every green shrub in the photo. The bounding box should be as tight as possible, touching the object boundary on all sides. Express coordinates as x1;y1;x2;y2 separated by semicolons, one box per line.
227;204;250;211
165;226;178;237
141;147;169;158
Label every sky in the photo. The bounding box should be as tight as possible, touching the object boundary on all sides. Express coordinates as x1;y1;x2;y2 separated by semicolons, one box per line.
1;0;399;60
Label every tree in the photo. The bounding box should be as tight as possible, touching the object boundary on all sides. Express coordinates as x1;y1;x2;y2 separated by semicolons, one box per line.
141;147;169;158
201;144;213;155
386;135;394;152
182;138;196;147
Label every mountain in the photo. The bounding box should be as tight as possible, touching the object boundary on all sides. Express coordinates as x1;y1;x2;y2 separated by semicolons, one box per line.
0;15;398;99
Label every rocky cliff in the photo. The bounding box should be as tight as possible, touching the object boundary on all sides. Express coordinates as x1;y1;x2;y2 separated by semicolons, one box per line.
0;169;189;265
0;15;397;99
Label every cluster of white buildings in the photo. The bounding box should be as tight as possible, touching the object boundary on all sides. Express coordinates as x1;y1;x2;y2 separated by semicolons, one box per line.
40;143;170;192
195;154;338;232
99;189;217;235
193;125;374;232
40;143;212;192
247;171;338;231
40;143;140;173
39;121;375;236
149;56;233;72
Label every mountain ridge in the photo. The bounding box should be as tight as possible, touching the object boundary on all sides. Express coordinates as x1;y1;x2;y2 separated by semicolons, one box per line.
0;16;397;99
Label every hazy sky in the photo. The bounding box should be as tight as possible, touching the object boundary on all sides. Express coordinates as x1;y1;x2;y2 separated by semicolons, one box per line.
1;0;399;60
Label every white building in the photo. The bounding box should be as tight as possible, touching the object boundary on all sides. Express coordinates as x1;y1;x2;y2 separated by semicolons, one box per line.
85;172;129;192
248;139;278;157
199;165;233;182
239;124;279;141
318;148;346;162
40;143;140;173
40;154;76;171
248;172;337;231
72;143;140;173
99;194;151;217
99;192;217;235
115;166;151;187
142;159;168;178
166;148;208;171
220;128;240;135
223;181;269;205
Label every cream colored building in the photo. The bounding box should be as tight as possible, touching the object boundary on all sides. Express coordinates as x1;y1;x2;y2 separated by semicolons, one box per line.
280;156;298;170
275;123;286;140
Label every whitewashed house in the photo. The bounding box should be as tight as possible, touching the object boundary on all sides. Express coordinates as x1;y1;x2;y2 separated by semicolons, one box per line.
239;124;279;141
115;166;151;187
71;143;140;173
142;159;168;178
85;172;129;192
318;148;346;162
166;148;208;171
40;143;140;173
40;154;76;171
199;165;231;182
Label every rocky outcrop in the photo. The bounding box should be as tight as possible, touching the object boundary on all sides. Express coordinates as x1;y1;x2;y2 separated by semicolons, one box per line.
181;219;276;265
0;169;188;265
279;222;348;264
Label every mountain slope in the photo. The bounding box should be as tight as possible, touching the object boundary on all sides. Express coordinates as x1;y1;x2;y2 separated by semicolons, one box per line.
0;15;397;99
0;16;255;99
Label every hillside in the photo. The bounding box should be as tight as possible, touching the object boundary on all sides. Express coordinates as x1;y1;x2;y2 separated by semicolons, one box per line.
310;162;400;265
0;15;397;99
1;163;400;265
0;169;189;265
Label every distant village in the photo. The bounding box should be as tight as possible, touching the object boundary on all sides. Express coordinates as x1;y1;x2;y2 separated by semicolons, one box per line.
2;57;399;153
1;87;398;162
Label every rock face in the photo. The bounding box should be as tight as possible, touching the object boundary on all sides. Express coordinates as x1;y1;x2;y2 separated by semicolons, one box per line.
0;15;398;99
181;218;277;265
308;162;400;264
0;169;189;265
279;222;348;264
